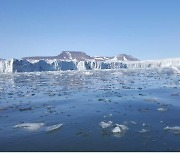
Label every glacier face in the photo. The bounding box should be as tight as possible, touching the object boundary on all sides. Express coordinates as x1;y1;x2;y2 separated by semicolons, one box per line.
0;59;13;73
0;58;180;73
124;58;180;69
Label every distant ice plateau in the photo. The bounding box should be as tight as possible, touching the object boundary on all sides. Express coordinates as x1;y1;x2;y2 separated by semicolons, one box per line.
0;51;180;73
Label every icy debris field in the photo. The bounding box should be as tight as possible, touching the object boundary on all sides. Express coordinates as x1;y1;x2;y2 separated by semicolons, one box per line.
0;68;180;151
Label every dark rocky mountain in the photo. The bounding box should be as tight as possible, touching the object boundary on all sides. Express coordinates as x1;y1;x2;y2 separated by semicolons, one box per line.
56;51;93;61
22;51;93;61
22;51;139;61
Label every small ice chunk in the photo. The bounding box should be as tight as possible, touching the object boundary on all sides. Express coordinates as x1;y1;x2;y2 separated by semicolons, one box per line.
144;98;159;103
157;108;168;112
112;127;121;133
99;121;113;128
104;113;112;118
84;72;93;75
46;123;63;132
164;126;180;133
14;123;44;131
138;129;150;133
142;123;146;127
130;121;137;125
115;124;129;131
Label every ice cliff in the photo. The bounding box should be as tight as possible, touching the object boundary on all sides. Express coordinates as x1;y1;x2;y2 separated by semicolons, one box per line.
0;58;180;73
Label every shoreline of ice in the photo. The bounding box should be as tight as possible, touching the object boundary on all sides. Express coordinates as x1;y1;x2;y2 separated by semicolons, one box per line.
0;58;180;73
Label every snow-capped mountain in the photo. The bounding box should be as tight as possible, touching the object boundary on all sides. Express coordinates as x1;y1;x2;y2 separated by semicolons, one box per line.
93;54;139;61
22;51;93;61
22;51;138;62
57;51;93;60
113;54;139;61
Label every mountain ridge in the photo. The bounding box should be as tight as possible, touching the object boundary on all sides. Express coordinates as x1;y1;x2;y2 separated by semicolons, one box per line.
22;51;139;61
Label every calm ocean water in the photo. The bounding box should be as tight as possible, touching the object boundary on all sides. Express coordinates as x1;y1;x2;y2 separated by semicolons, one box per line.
0;69;180;151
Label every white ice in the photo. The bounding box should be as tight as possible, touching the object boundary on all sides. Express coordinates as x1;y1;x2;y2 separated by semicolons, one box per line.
112;126;122;133
164;126;180;133
1;57;180;73
130;121;137;125
112;124;129;134
115;124;129;131
46;123;63;132
138;129;150;133
99;121;113;128
14;123;44;131
103;113;112;118
157;108;168;112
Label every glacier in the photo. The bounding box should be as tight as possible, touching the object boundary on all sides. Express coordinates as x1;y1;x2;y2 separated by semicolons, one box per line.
0;58;180;73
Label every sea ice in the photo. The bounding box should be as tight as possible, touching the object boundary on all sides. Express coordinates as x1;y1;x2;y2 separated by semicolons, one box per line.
112;127;122;133
112;124;129;134
142;123;146;127
115;124;129;131
130;121;137;125
46;123;63;132
138;129;150;133
144;98;159;103
84;71;93;75
99;121;113;128
104;113;112;118
14;123;44;131
157;108;168;112
164;126;180;134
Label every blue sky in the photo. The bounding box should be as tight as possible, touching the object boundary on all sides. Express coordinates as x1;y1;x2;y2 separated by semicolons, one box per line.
0;0;180;60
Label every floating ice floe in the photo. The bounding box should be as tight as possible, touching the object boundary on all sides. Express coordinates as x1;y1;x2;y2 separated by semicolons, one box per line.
112;124;129;134
164;126;180;134
104;113;112;118
142;123;146;127
115;124;129;131
99;121;113;128
46;123;63;132
138;129;150;133
130;121;137;125
157;108;168;112
112;127;122;133
144;98;159;103
14;123;44;131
